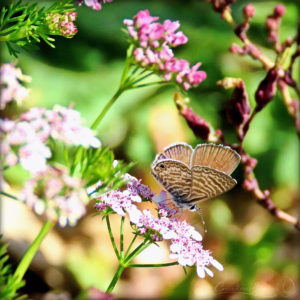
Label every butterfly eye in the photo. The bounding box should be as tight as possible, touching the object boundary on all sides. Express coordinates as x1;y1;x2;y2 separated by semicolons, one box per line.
159;164;165;169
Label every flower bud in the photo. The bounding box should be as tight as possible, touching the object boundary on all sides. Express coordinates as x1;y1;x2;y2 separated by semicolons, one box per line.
226;80;251;127
243;4;256;19
274;4;285;17
243;177;258;191
180;106;211;140
218;78;251;127
255;68;279;111
230;43;244;54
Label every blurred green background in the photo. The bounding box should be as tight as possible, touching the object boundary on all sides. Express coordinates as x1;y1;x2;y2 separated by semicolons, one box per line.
1;0;299;299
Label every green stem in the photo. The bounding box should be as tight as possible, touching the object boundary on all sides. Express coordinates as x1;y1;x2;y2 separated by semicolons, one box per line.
105;240;150;293
90;88;124;130
63;146;69;167
131;80;169;89
124;240;151;264
0;191;19;201
106;216;120;259
106;264;125;293
128;262;179;268
0;26;27;42
120;216;125;258
119;45;133;85
129;71;154;87
124;233;138;258
13;220;54;283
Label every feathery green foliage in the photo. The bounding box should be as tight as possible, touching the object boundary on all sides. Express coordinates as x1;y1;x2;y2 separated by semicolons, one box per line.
0;0;75;57
0;236;26;300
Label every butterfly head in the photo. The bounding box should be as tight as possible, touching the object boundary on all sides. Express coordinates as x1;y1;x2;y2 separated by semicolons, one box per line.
151;160;171;179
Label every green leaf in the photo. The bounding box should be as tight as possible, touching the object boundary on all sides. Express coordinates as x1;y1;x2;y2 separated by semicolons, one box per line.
0;236;26;300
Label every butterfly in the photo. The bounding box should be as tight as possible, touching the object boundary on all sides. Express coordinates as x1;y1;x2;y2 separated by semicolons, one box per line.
151;142;240;211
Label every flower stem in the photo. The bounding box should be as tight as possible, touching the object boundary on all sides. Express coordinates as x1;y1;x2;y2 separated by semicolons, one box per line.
119;45;133;85
90;88;124;130
124;233;138;258
106;216;120;259
106;264;125;293
120;216;125;258
128;261;179;268
0;191;19;201
105;240;150;293
124;240;151;264
13;220;54;284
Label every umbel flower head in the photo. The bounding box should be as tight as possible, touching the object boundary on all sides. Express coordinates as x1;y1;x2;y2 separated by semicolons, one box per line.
0;105;101;174
21;165;88;227
0;63;31;110
123;10;206;91
46;11;77;38
93;175;223;278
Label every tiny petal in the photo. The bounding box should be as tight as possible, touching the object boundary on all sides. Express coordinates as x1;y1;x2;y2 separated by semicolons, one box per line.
210;258;224;271
204;267;214;277
196;266;205;278
191;230;202;241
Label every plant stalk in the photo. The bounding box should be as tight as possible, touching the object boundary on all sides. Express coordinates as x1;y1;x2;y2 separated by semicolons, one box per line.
13;220;54;284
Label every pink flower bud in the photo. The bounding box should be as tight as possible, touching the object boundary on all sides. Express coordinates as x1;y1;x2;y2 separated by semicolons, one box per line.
243;4;256;19
274;4;285;17
230;43;244;54
243;177;258;191
266;17;277;31
226;80;251;127
255;68;279;111
180;106;211;140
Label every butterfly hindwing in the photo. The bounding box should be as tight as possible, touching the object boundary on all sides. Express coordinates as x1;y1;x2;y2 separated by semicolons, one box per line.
151;159;192;200
187;166;237;203
191;143;240;175
163;142;193;167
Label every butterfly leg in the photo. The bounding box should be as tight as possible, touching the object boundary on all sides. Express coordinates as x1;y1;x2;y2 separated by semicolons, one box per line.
190;205;207;233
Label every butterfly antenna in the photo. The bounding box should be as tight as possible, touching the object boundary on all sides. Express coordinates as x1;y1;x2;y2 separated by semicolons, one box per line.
197;206;207;233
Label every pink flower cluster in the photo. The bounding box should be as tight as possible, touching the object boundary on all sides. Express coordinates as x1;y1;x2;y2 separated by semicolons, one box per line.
0;63;31;110
77;0;113;11
46;12;77;38
21;165;88;226
124;10;206;90
1;105;100;174
94;176;223;278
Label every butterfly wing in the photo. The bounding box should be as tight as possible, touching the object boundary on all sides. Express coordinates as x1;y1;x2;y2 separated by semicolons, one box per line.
162;142;193;166
151;159;192;200
191;143;240;175
186;166;237;203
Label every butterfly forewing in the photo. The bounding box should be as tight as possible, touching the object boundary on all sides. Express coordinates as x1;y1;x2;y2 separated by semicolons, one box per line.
151;160;192;200
191;144;240;175
152;153;167;166
187;166;237;203
163;143;193;166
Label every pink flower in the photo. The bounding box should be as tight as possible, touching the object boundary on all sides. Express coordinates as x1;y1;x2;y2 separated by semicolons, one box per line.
93;175;223;278
124;10;206;91
20;165;88;226
19;141;51;174
0;63;31;110
78;0;113;11
56;106;100;147
1;105;100;174
46;12;77;38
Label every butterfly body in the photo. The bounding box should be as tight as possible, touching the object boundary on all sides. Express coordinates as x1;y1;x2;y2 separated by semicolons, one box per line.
151;143;240;211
